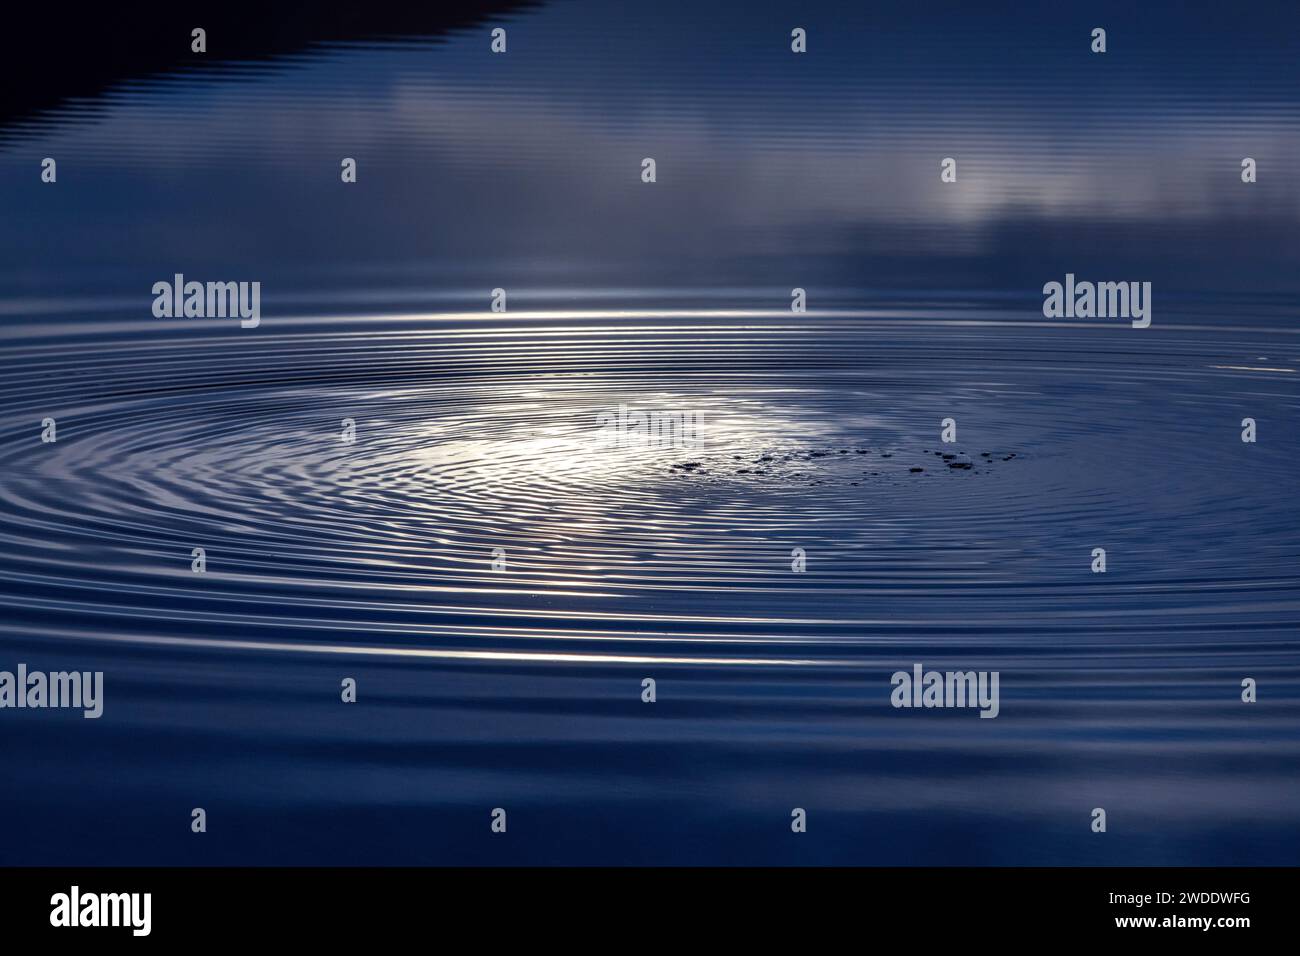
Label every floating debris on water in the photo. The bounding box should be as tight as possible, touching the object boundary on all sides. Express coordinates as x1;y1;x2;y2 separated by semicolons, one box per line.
665;445;1022;483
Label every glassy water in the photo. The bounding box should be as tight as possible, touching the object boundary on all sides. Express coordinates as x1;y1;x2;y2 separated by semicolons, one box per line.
1;0;1297;864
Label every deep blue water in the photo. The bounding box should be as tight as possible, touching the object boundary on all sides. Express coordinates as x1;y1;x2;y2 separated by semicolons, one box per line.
1;0;1297;865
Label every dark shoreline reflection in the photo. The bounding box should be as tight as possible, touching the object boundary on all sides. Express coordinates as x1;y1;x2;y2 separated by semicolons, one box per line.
0;0;541;140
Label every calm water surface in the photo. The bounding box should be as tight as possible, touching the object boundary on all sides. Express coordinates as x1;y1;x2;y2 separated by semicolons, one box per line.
0;1;1297;864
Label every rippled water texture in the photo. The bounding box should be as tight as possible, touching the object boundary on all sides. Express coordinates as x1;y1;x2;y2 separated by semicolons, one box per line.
1;1;1297;864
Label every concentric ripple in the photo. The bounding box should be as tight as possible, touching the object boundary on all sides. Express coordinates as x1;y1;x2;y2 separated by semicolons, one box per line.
1;306;1297;864
3;310;1297;650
